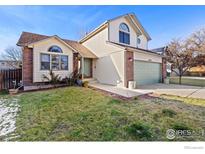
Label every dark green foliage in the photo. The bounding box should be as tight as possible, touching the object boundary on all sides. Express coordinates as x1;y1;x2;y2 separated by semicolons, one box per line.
126;122;152;140
162;108;177;117
172;123;191;130
0;89;8;95
42;70;61;85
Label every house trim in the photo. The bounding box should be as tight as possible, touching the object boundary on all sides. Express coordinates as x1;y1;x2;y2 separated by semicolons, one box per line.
107;41;162;57
79;22;108;43
27;35;79;54
80;13;152;44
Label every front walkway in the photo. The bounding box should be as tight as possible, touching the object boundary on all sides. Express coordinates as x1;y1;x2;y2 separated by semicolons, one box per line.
89;82;205;99
138;83;205;99
89;83;152;98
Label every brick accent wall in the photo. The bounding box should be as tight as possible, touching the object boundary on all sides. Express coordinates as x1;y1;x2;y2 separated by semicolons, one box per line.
125;50;134;87
73;53;79;76
162;57;167;83
22;46;33;86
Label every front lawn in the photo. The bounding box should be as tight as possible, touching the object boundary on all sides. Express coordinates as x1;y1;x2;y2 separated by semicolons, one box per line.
169;76;205;86
1;87;205;141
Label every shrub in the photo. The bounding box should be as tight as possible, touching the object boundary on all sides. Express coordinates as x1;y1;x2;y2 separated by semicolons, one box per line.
42;70;61;85
126;122;152;140
0;89;8;95
82;81;89;88
162;109;177;117
60;77;75;86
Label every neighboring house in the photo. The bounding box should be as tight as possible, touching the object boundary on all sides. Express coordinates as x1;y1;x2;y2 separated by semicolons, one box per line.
0;60;20;70
152;47;167;56
17;13;166;88
187;65;205;77
152;46;171;75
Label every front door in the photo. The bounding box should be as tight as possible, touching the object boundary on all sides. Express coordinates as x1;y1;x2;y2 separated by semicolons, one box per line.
83;58;92;78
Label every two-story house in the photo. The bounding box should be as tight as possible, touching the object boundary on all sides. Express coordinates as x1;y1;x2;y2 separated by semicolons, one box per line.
17;13;166;88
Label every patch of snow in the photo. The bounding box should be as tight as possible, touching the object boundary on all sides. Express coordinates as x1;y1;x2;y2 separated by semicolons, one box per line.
0;98;20;139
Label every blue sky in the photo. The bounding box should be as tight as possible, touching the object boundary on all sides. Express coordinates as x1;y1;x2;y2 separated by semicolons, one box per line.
0;5;205;55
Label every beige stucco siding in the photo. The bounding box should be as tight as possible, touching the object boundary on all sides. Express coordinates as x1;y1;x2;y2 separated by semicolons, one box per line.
32;37;73;82
134;50;162;63
83;28;121;57
92;51;125;86
83;28;125;86
137;35;148;49
109;17;148;49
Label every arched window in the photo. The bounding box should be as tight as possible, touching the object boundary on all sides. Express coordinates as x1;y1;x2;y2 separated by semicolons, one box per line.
119;23;130;44
48;45;62;53
119;23;130;32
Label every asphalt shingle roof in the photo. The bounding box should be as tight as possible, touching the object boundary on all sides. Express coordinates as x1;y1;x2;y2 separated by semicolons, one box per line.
17;32;97;58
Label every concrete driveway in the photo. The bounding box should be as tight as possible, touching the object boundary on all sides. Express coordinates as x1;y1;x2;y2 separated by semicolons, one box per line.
89;83;151;98
138;83;205;99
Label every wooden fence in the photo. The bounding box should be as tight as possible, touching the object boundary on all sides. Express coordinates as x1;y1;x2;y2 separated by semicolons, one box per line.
0;69;22;90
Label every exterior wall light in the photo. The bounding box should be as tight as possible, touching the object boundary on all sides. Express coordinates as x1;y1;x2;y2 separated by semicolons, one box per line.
128;57;133;62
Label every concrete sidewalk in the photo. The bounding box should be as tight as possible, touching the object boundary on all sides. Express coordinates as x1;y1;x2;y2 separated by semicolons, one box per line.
89;83;152;98
138;83;205;99
89;82;205;99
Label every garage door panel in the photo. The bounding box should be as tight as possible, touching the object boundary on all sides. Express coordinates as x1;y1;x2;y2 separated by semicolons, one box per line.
134;60;161;86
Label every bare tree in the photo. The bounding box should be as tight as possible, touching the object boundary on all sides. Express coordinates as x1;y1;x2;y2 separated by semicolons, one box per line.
2;46;22;68
188;28;205;66
188;28;205;54
166;28;205;84
166;39;197;84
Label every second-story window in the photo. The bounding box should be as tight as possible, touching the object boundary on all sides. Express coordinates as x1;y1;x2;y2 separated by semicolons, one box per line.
119;23;130;45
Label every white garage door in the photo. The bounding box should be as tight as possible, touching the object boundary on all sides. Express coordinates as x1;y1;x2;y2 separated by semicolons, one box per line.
134;60;162;86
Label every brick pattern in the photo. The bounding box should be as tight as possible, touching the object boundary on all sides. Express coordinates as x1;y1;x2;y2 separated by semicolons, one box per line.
125;50;134;87
73;53;79;76
162;57;167;83
22;47;33;86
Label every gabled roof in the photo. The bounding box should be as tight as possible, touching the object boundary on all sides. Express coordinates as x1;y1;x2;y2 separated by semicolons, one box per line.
108;13;151;40
17;32;97;58
126;13;151;41
79;22;108;43
79;13;151;43
152;46;167;55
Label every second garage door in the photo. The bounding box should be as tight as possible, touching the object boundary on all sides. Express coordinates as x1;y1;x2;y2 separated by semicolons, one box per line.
134;60;162;86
